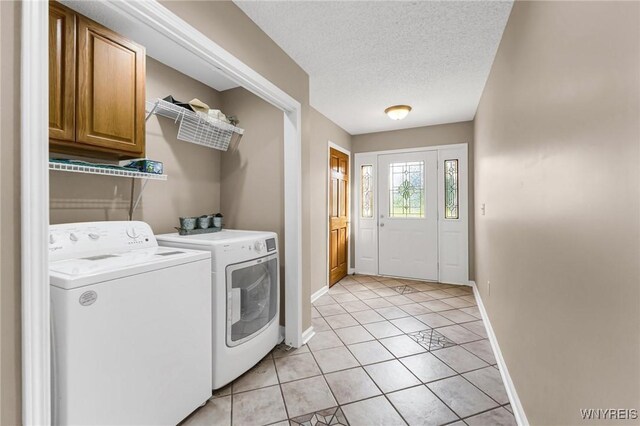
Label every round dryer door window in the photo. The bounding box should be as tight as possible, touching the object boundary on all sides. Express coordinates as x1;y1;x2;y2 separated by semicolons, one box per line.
226;253;278;346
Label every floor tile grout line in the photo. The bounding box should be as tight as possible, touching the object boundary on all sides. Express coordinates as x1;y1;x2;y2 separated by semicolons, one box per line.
366;328;466;424
313;324;489;371
269;276;500;425
317;317;447;424
233;350;502;399
457;370;506;409
424;371;503;420
193;276;493;425
458;403;513;422
323;309;480;344
331;276;511;423
336;280;469;423
378;390;413;425
382;357;463;424
270;354;292;423
340;334;388;397
319;296;480;316
321;301;485;342
302;344;344;420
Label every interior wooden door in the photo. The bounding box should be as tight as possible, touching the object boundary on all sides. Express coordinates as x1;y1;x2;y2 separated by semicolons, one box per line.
76;15;146;157
329;148;350;286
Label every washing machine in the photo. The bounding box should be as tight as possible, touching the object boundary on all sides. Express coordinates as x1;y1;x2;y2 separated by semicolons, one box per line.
155;229;281;389
49;221;212;425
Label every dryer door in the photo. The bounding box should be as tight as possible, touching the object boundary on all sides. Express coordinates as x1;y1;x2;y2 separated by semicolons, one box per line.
226;253;279;347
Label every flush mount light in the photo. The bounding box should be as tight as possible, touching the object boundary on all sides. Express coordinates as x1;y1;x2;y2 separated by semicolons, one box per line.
385;105;412;120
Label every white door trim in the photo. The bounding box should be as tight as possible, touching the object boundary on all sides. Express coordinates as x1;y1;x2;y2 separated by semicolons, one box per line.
22;1;303;423
328;141;351;156
21;2;51;424
354;144;469;283
326;142;352;289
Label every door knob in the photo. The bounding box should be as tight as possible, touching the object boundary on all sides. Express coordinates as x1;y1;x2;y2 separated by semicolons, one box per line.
380;223;385;227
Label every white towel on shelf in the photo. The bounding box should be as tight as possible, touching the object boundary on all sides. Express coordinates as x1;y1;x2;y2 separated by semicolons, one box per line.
208;109;231;124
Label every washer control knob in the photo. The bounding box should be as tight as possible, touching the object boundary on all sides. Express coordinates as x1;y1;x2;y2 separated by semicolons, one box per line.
254;241;265;252
126;228;139;239
69;233;78;242
49;234;56;245
88;233;100;240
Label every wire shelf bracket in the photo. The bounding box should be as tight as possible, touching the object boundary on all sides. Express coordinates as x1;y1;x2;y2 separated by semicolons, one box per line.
49;160;167;220
48;161;168;180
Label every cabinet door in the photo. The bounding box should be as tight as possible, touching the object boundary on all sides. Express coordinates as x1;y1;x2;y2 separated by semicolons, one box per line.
49;2;75;142
76;16;145;157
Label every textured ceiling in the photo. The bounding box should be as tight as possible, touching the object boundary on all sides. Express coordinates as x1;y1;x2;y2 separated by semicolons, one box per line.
234;1;513;135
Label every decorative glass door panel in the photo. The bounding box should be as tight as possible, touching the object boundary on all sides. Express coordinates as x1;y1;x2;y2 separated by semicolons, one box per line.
389;161;425;218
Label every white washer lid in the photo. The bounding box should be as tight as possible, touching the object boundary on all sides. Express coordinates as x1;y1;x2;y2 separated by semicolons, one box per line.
50;246;210;290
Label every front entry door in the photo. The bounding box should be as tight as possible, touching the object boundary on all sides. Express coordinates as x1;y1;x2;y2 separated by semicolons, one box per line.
378;151;438;281
329;148;349;286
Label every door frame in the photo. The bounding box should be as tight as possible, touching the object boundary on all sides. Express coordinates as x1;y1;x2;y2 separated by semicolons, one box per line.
326;142;352;288
21;2;304;423
353;143;469;284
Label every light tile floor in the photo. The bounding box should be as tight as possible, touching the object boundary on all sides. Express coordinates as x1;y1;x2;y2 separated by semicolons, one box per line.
181;274;516;426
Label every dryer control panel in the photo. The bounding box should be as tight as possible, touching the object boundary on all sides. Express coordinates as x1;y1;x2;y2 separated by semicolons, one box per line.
49;221;157;261
224;237;277;256
265;238;276;252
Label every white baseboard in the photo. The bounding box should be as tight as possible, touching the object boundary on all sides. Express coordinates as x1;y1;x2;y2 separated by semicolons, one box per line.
310;285;329;303
348;267;355;275
441;280;472;287
471;281;529;426
301;326;315;345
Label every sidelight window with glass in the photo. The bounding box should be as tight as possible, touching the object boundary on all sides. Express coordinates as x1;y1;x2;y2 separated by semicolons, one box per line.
444;159;459;219
360;165;374;218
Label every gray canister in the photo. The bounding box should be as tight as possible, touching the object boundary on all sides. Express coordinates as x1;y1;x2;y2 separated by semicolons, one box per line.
197;216;210;229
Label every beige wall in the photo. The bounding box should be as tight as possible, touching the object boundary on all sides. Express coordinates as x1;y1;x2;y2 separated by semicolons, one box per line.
50;57;223;232
219;87;286;319
474;1;640;424
352;121;475;279
161;0;316;331
308;107;352;296
352;121;473;154
219;87;283;238
0;2;22;424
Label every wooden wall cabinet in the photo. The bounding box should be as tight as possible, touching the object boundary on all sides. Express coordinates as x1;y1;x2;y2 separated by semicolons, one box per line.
49;2;75;142
49;2;146;159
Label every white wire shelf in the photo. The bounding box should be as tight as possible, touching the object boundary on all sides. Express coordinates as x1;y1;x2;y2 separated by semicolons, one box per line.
146;99;244;151
49;161;168;181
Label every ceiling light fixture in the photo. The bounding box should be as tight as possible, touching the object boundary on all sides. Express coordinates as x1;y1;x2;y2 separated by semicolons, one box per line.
385;105;412;120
